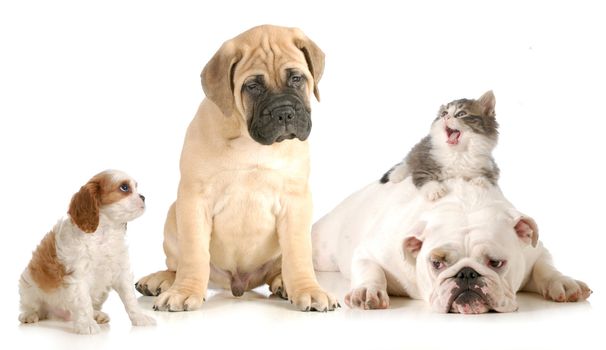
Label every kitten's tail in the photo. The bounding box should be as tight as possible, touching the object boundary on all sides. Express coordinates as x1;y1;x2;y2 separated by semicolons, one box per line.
384;163;410;183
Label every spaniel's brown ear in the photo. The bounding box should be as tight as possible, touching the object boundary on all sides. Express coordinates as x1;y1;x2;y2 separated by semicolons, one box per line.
68;182;100;233
295;35;325;102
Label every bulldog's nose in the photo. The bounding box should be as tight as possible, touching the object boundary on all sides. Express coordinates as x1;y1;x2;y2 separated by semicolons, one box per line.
456;267;480;282
271;105;296;123
139;194;145;202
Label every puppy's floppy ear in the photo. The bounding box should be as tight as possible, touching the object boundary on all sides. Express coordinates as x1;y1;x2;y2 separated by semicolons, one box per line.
509;210;539;247
68;181;100;233
201;41;242;117
294;34;325;102
477;90;496;117
402;221;427;262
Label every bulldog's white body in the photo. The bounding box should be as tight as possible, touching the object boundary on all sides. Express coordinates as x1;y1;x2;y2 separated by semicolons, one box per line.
312;178;590;312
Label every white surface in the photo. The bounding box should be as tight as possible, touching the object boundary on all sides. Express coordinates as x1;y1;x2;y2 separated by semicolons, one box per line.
1;0;605;349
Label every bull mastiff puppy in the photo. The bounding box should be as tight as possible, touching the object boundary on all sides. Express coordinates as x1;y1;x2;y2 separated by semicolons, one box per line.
312;178;591;313
137;25;338;312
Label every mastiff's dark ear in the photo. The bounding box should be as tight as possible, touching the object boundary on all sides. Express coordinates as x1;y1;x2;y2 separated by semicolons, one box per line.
201;41;242;117
295;36;325;102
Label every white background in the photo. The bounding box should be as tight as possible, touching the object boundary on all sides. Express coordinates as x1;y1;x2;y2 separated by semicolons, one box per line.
1;0;605;349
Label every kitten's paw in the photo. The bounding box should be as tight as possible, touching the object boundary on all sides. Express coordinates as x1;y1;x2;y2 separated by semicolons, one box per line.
93;310;110;324
470;177;491;188
19;311;40;324
421;181;448;201
543;276;592;302
345;285;389;310
73;318;101;335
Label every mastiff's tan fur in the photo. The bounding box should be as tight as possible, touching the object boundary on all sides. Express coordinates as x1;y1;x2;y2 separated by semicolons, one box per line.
136;25;338;312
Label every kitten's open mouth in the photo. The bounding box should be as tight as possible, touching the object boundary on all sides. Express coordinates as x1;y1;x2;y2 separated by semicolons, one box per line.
446;127;461;145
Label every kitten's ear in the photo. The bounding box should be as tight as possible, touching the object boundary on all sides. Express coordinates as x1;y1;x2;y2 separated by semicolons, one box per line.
477;90;496;117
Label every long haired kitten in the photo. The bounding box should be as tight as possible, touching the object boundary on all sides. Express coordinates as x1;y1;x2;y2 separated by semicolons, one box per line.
380;90;499;201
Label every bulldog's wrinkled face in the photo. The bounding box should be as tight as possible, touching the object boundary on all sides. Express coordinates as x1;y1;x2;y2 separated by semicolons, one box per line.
409;205;538;314
241;68;312;145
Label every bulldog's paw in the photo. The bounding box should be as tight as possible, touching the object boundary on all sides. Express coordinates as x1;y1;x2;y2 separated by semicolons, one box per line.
345;285;389;310
289;287;339;312
153;287;205;312
469;176;491;188
73;318;101;335
93;310;110;324
421;181;448;201
129;312;156;326
19;311;40;324
136;271;176;296
269;274;288;300
543;276;592;302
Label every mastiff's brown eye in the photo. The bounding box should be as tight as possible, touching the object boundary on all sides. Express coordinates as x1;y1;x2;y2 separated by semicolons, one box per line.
289;74;303;87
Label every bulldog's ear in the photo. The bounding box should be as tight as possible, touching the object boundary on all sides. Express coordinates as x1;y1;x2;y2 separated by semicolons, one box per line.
295;36;325;102
403;221;427;261
477;90;496;117
201;41;242;117
68;181;101;233
510;211;539;247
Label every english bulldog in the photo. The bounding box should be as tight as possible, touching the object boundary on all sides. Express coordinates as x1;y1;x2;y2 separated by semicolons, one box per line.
312;178;591;313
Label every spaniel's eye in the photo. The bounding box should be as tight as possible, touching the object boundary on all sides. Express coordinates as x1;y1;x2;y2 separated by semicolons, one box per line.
455;111;467;118
441;110;448;117
119;184;130;192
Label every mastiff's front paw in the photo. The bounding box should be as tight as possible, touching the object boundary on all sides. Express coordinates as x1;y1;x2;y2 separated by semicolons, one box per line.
345;285;389;310
289;287;339;312
136;270;176;296
543;276;592;302
153;287;205;312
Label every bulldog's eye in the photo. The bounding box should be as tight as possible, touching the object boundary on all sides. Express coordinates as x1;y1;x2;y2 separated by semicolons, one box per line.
455;111;467;118
431;259;446;270
119;183;130;192
488;259;506;269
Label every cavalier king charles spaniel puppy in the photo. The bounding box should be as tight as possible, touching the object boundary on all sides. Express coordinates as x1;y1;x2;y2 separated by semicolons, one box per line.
18;170;155;334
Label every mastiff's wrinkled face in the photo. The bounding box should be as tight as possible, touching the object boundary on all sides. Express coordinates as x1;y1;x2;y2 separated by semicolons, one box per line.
201;25;324;146
404;204;539;314
241;68;312;145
